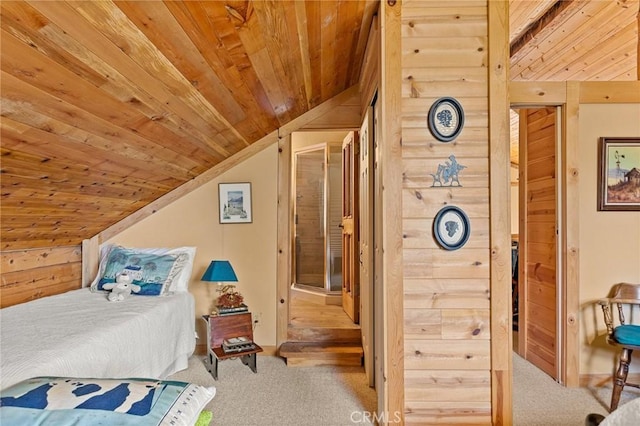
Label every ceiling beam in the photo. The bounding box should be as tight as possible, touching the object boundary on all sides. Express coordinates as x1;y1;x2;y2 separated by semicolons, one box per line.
510;0;576;58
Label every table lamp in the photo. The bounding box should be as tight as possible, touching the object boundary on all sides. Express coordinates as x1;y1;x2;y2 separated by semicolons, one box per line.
201;260;243;313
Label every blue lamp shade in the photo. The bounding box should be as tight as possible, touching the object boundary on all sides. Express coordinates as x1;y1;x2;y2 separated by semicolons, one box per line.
201;260;238;283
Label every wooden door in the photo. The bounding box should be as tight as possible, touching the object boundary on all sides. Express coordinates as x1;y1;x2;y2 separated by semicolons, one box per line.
342;131;359;323
359;110;374;385
519;107;559;380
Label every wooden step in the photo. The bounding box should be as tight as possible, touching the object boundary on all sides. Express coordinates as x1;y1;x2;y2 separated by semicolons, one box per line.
287;326;361;343
279;342;363;367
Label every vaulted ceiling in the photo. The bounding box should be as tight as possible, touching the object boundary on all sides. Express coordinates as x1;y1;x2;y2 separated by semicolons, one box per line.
1;1;638;251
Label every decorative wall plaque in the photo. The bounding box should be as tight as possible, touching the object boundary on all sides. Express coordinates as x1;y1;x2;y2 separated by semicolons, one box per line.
427;97;464;142
433;205;470;250
430;154;466;187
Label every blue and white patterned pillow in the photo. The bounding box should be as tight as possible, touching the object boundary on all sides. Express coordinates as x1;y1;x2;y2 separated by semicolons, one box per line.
91;246;188;296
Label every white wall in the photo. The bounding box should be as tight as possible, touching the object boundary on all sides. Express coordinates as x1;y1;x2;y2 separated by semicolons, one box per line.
579;103;640;376
107;144;279;348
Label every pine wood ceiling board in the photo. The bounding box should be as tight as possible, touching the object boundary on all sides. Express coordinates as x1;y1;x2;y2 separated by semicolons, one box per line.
0;114;183;189
1;191;140;216
509;0;589;67
228;2;295;125
30;3;235;160
0;72;205;176
519;0;637;81
0;145;171;202
349;0;377;87
22;2;232;162
66;0;248;153
329;0;361;100
121;1;272;144
0;2;109;88
0;99;193;182
250;0;307;121
510;0;621;81
293;1;314;109
319;1;338;101
509;0;557;44
556;22;638;81
167;1;279;137
303;0;323;109
28;2;238;158
0;28;222;176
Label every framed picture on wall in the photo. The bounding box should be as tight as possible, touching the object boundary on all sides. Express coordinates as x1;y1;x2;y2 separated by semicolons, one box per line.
597;137;640;211
219;182;252;223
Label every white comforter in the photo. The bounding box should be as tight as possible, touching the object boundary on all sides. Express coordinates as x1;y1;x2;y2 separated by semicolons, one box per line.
0;289;195;390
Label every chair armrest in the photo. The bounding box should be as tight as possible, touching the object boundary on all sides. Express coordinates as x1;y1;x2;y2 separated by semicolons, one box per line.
598;299;615;336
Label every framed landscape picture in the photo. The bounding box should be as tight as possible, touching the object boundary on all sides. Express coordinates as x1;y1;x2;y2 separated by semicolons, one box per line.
597;137;640;211
219;182;252;223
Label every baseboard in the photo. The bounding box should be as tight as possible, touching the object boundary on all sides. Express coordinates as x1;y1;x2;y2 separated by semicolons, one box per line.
579;373;640;387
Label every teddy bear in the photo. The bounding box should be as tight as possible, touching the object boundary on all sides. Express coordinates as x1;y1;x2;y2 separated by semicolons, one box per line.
102;272;141;302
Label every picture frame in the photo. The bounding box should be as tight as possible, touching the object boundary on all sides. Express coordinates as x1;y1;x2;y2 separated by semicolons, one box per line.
433;205;471;250
427;97;465;142
597;137;640;211
219;182;252;223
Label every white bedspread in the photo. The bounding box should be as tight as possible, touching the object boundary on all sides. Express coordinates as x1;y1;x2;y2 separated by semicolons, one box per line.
0;289;195;390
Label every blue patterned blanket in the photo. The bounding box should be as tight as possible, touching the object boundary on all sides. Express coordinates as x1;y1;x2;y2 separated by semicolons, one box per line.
0;376;215;426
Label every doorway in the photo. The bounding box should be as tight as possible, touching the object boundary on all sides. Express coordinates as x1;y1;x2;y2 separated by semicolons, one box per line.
292;142;343;296
511;105;566;384
288;131;359;327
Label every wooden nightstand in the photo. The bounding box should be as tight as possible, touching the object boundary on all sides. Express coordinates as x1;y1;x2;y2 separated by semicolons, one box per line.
202;312;263;380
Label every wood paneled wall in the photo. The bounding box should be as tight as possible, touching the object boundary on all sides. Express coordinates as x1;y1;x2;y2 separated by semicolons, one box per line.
400;1;496;423
0;246;82;308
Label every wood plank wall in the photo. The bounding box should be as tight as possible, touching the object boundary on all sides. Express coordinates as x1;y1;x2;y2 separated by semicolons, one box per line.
400;1;493;423
0;246;82;308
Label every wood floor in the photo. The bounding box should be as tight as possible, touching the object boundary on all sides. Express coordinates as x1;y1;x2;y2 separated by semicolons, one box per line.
281;291;363;366
290;297;360;329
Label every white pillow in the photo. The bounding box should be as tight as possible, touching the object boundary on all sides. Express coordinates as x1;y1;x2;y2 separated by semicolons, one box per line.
90;245;196;293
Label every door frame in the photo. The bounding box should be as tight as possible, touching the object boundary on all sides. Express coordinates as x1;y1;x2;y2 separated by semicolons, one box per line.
510;81;580;387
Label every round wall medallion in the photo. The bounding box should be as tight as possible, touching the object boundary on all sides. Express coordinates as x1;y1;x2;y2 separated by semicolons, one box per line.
427;97;464;142
433;205;471;250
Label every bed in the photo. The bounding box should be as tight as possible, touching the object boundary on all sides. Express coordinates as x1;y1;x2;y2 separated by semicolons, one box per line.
0;245;215;425
0;288;195;391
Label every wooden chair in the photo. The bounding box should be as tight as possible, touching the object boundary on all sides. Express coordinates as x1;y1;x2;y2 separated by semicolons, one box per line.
598;283;640;412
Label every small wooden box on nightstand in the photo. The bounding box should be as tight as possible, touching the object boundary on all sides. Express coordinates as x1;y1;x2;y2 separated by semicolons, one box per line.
202;312;263;380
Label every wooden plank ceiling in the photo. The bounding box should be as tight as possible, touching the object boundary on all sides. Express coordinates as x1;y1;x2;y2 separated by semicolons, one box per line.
508;0;639;168
0;0;378;250
1;0;638;251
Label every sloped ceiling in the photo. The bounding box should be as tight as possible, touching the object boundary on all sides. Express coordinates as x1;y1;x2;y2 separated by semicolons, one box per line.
508;0;639;168
1;1;638;251
1;0;378;250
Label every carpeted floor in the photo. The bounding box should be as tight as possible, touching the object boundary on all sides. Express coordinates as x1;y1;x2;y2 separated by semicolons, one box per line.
168;355;377;425
169;353;640;426
513;353;640;426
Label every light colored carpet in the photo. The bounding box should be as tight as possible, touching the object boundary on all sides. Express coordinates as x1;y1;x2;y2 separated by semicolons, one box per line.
168;355;377;426
169;353;640;426
513;353;640;426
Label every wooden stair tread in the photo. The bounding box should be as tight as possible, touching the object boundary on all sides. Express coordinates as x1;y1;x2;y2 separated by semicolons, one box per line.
279;341;364;367
280;342;364;354
287;326;362;343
